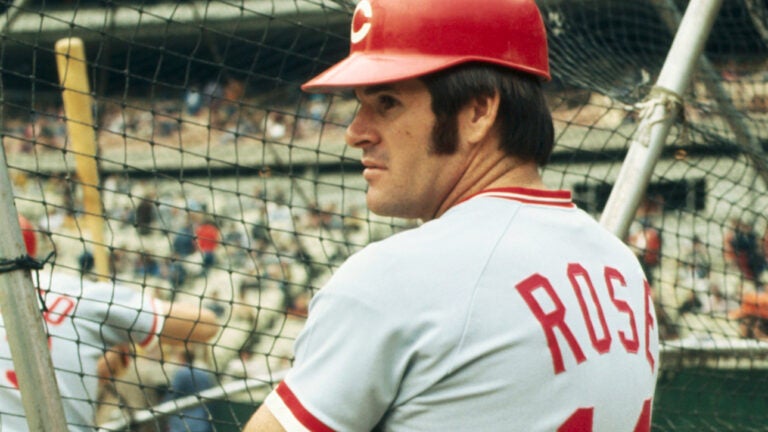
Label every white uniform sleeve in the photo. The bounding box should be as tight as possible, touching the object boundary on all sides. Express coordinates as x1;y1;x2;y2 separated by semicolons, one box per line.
266;277;412;431
68;278;164;349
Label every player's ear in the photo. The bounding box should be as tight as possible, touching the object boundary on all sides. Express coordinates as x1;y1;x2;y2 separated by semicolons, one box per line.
457;91;500;146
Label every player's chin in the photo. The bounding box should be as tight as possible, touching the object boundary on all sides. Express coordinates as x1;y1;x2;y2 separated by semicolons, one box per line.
365;194;393;217
366;191;420;219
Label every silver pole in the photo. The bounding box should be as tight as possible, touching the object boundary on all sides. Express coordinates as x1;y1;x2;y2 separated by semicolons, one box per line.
599;0;724;238
653;0;768;189
0;146;68;429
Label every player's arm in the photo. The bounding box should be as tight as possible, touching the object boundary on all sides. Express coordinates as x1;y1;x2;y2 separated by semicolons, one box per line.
243;405;285;432
96;343;131;384
157;300;221;345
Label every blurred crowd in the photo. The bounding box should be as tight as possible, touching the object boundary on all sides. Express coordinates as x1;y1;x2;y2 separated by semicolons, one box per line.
2;76;354;157
626;196;768;343
12;167;409;429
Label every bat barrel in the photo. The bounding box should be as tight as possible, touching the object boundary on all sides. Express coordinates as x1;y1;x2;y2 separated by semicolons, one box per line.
55;38;109;280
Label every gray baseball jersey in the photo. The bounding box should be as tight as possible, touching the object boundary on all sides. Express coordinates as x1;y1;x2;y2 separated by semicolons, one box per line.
0;271;163;430
264;188;659;431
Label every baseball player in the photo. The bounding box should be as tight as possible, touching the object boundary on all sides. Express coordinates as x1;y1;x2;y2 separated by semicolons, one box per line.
246;0;659;430
0;216;221;431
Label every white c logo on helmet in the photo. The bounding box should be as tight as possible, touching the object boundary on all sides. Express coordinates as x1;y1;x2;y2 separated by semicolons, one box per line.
351;0;373;44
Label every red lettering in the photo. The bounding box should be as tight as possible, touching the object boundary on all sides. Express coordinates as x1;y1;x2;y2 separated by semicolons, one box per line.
516;273;586;374
634;398;652;432
567;264;611;354
559;407;593;432
5;337;52;389
42;294;75;326
605;267;639;353
518;265;656;374
558;399;652;431
644;281;656;372
5;293;77;390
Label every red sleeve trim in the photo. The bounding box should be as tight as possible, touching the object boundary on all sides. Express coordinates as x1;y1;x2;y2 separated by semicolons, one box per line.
138;299;160;347
276;382;336;432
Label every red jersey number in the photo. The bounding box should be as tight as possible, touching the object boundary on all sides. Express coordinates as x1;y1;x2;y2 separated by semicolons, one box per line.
559;399;652;432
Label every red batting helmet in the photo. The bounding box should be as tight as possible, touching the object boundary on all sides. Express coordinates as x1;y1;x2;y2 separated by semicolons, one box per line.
302;0;550;92
18;215;37;257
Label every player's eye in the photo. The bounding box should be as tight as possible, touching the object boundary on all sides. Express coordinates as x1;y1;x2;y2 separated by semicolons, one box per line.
377;94;398;111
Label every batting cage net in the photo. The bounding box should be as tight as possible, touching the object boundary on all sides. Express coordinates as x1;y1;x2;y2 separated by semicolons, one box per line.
0;0;766;430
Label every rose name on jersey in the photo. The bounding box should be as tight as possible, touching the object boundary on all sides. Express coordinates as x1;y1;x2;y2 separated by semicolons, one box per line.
516;263;656;375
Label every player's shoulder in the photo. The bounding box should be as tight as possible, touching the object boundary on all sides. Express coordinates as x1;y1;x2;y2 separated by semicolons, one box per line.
348;213;490;266
45;270;137;301
325;206;511;297
43;270;87;294
331;229;425;287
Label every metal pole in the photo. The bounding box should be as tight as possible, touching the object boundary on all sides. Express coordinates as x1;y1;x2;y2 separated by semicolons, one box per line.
599;0;724;239
652;0;768;189
0;148;69;429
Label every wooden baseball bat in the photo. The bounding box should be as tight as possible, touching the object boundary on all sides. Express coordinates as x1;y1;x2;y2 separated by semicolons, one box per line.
54;38;109;280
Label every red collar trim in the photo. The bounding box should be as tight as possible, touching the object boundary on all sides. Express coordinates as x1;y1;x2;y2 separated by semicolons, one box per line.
462;187;575;208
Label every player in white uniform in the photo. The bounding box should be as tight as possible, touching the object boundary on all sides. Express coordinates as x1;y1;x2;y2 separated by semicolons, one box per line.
246;0;659;431
0;216;221;430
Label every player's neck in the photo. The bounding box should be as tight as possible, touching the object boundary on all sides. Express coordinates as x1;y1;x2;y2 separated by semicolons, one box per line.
424;131;547;221
431;154;545;220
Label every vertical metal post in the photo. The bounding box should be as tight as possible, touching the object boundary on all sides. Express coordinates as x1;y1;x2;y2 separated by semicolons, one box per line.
0;147;68;429
599;0;724;238
653;0;768;189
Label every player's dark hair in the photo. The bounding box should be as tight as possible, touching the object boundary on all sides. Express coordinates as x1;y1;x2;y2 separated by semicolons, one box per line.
420;63;554;166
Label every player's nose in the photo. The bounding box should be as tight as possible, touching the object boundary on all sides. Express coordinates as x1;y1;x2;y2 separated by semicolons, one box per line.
345;105;378;149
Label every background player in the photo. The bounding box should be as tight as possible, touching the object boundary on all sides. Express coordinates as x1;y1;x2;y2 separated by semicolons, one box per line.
246;0;659;430
0;215;221;431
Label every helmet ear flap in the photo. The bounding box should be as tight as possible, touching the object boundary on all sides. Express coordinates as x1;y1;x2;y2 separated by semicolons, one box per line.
18;215;37;257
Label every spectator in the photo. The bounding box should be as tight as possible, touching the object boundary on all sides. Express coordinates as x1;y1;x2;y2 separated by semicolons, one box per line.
627;216;663;283
161;348;217;432
627;215;677;340
165;254;188;301
195;218;220;277
202;80;223;112
134;251;161;279
78;250;95;274
682;236;711;281
676;236;712;314
60;175;79;219
135;193;157;236
266;112;287;140
184;85;203;116
17;215;37;258
172;217;197;257
220;221;249;267
109;248;128;278
729;292;768;341
731;219;764;286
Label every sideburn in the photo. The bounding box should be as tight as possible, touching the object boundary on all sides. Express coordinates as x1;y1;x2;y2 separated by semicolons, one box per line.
430;113;459;155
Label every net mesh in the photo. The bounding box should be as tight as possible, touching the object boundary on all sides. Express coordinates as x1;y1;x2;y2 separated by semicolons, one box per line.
1;0;768;430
